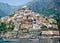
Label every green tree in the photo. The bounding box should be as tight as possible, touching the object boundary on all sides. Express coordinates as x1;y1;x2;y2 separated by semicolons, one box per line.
8;21;15;31
10;13;15;17
57;22;60;33
0;22;7;32
41;25;47;30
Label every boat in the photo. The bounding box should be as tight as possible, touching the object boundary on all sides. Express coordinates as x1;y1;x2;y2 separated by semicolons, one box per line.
29;37;39;41
2;38;20;41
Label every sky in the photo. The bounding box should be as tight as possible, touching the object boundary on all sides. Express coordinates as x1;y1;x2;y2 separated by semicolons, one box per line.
0;0;32;6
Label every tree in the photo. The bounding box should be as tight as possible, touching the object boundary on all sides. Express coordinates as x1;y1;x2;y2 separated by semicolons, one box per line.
57;23;60;29
41;25;47;30
57;22;60;34
0;22;7;32
8;21;15;31
9;13;15;17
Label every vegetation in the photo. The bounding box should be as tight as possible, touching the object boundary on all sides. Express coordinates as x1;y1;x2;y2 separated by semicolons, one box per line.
8;21;15;31
56;22;60;33
9;13;15;17
29;19;33;22
41;25;47;30
57;23;60;29
0;22;7;32
56;19;60;33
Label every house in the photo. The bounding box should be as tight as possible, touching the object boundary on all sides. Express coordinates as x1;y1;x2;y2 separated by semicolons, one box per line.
23;19;30;24
1;16;10;22
46;24;58;29
48;18;57;23
33;24;42;30
28;16;34;20
47;24;52;28
24;10;32;16
42;31;59;36
23;16;27;20
14;22;20;31
16;14;23;18
52;24;58;29
21;24;29;29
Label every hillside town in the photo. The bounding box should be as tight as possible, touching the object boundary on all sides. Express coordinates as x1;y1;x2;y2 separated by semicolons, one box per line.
0;6;60;38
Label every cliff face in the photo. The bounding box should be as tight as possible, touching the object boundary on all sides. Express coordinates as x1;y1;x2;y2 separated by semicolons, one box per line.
27;0;60;20
0;2;18;17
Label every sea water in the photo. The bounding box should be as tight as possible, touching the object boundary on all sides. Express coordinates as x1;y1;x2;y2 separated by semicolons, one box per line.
0;38;60;43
